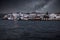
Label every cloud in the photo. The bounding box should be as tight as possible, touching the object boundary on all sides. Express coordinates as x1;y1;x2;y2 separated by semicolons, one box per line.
0;0;60;13
17;0;50;12
39;0;53;12
38;0;60;13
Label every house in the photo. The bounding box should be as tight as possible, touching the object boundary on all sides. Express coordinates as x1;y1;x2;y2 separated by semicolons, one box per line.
43;12;49;20
7;13;14;20
49;13;57;20
55;12;60;20
12;12;20;20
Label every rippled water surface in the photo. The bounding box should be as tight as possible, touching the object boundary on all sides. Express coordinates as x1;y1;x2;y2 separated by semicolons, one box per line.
0;20;60;40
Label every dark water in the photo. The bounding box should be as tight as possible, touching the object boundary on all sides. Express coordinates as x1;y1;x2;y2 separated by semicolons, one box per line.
0;20;60;40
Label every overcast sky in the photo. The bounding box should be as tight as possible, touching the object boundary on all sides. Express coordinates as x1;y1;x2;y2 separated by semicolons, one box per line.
0;0;60;13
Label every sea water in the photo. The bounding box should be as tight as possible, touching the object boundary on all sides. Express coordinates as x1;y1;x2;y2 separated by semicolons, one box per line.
0;20;60;40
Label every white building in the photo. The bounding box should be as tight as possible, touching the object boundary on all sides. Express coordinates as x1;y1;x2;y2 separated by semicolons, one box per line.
12;12;20;20
49;13;60;20
8;14;13;20
49;13;57;20
56;13;60;20
7;12;20;20
19;12;24;20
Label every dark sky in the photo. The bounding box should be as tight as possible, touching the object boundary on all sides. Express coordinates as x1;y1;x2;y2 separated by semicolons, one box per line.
0;0;60;13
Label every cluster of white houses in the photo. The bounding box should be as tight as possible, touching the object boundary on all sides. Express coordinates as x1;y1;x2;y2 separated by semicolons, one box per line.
3;12;60;20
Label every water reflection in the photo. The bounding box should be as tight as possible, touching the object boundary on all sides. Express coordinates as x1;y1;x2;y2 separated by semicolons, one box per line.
14;20;19;28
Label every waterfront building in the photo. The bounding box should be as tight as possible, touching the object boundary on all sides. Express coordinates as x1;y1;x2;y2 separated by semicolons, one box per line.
43;12;49;20
19;12;26;20
55;12;60;20
29;12;41;20
49;13;57;20
8;13;14;20
3;11;60;21
3;14;8;20
12;12;20;20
